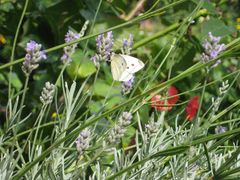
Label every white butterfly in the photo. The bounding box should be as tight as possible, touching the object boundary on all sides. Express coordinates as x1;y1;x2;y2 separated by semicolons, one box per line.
111;54;144;82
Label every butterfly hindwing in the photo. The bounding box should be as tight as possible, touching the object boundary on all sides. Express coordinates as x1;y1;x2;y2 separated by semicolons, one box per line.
111;54;127;81
119;71;134;82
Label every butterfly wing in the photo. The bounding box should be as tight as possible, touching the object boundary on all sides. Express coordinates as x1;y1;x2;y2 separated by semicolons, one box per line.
111;54;127;81
119;71;134;82
120;54;144;73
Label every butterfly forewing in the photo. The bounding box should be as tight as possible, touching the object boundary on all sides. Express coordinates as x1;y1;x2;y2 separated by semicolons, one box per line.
111;54;127;81
120;54;144;73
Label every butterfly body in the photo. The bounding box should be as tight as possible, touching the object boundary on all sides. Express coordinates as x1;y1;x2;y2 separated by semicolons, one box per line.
111;54;144;82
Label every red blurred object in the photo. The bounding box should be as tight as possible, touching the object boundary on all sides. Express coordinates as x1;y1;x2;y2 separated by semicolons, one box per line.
151;86;179;111
186;96;200;121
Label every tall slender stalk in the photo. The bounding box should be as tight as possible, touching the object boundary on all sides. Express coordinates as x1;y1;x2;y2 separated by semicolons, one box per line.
17;75;29;123
8;0;29;121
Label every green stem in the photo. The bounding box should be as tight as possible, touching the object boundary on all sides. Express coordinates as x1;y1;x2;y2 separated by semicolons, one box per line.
31;105;47;160
145;0;161;14
17;75;29;123
55;63;68;86
8;0;29;99
133;23;179;50
85;67;100;121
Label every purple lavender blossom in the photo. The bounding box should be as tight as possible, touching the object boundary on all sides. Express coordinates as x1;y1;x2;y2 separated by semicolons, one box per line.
123;39;128;48
65;30;80;43
76;128;91;155
22;40;47;76
121;76;135;94
94;31;114;64
90;54;99;67
25;41;39;52
105;31;114;60
121;34;133;55
61;30;80;64
96;34;104;54
201;32;225;68
25;40;47;60
215;125;227;134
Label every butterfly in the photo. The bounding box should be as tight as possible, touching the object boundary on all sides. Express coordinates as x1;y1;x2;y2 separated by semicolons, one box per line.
111;54;144;82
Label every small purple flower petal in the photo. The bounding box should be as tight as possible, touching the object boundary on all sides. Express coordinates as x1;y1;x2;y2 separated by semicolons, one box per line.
210;50;218;58
25;40;39;52
65;30;80;43
96;34;104;53
201;32;225;68
123;39;128;48
76;128;91;155
40;51;47;60
121;34;133;55
215;125;227;134
121;76;135;94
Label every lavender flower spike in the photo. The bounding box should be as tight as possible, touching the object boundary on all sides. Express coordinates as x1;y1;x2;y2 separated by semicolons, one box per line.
121;76;134;95
40;82;55;105
201;32;225;68
65;30;80;43
61;21;89;64
76;128;91;155
105;31;114;60
96;34;104;54
107;111;132;144
61;30;80;64
22;40;47;76
93;31;114;65
121;34;133;55
215;125;227;134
